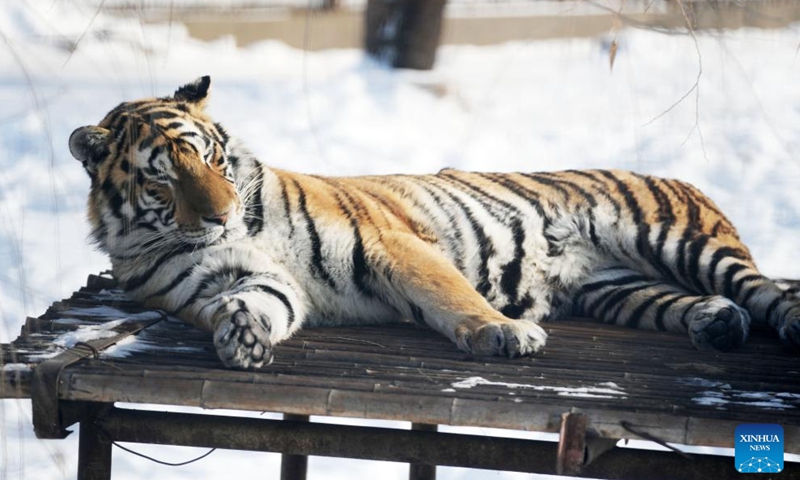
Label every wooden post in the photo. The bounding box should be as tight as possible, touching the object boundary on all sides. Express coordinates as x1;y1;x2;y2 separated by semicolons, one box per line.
280;414;310;480
78;420;112;480
557;412;588;476
409;423;437;480
365;0;447;70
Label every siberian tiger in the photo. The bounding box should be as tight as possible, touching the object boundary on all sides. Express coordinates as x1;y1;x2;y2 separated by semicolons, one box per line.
68;77;800;369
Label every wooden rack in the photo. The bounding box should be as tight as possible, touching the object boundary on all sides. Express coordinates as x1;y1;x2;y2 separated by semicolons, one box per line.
2;274;798;479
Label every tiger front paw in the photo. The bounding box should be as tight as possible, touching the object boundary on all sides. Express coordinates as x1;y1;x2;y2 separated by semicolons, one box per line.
456;319;547;358
213;301;273;369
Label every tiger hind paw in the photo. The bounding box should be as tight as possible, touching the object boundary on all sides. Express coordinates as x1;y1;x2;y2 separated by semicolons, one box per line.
777;306;800;347
688;296;750;352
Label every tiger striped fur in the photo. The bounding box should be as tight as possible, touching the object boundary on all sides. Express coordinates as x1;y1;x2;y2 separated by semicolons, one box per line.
68;77;800;369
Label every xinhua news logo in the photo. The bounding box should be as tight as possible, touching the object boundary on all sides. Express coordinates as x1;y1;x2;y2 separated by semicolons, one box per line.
735;424;784;474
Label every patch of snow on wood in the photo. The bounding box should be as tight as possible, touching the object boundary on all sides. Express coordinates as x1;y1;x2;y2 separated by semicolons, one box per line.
449;376;627;399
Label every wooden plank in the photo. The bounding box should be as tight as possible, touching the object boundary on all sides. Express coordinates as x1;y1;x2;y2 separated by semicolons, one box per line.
57;369;800;454
58;341;800;425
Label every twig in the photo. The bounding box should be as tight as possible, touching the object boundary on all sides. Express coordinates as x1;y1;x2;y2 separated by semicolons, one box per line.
328;336;387;348
63;0;108;66
641;0;708;162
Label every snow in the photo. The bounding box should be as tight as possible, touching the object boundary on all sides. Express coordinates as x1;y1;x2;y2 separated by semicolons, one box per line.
39;320;124;350
2;363;31;372
53;307;164;320
701;393;800;410
449;376;627;399
18;306;167;359
680;377;731;389
693;392;792;410
26;317;138;360
2;0;800;478
101;326;206;358
681;377;800;410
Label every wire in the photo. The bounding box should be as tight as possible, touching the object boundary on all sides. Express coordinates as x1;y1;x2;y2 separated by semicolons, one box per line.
93;421;216;467
112;441;216;467
72;342;100;360
620;420;692;460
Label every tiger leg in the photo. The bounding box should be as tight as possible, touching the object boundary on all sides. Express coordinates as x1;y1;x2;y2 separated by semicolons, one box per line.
206;275;306;369
680;237;800;347
573;267;751;351
155;252;308;369
378;233;547;357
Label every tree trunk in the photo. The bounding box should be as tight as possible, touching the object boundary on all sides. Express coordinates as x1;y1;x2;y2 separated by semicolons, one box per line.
321;0;339;10
365;0;446;70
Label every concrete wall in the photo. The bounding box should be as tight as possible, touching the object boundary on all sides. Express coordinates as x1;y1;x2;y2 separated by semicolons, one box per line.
112;1;800;49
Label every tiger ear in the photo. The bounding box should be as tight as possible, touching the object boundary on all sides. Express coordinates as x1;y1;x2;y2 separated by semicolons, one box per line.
173;76;211;108
69;125;111;176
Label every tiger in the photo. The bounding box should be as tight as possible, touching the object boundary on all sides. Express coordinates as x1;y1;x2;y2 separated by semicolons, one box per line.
68;76;800;370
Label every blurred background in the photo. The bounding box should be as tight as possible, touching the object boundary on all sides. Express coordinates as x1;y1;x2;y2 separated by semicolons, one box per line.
1;0;800;478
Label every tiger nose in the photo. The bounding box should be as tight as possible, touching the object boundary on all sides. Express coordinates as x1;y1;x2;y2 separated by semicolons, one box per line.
203;210;229;226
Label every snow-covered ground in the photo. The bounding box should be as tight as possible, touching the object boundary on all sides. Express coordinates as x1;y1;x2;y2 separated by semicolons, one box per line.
2;1;800;479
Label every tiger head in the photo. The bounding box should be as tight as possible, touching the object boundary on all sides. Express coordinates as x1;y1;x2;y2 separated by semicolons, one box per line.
69;76;246;258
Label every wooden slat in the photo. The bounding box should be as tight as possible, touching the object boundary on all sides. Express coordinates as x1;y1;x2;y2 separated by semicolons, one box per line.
57;370;800;453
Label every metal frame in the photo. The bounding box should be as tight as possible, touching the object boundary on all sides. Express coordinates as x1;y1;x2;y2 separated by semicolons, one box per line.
67;404;743;480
